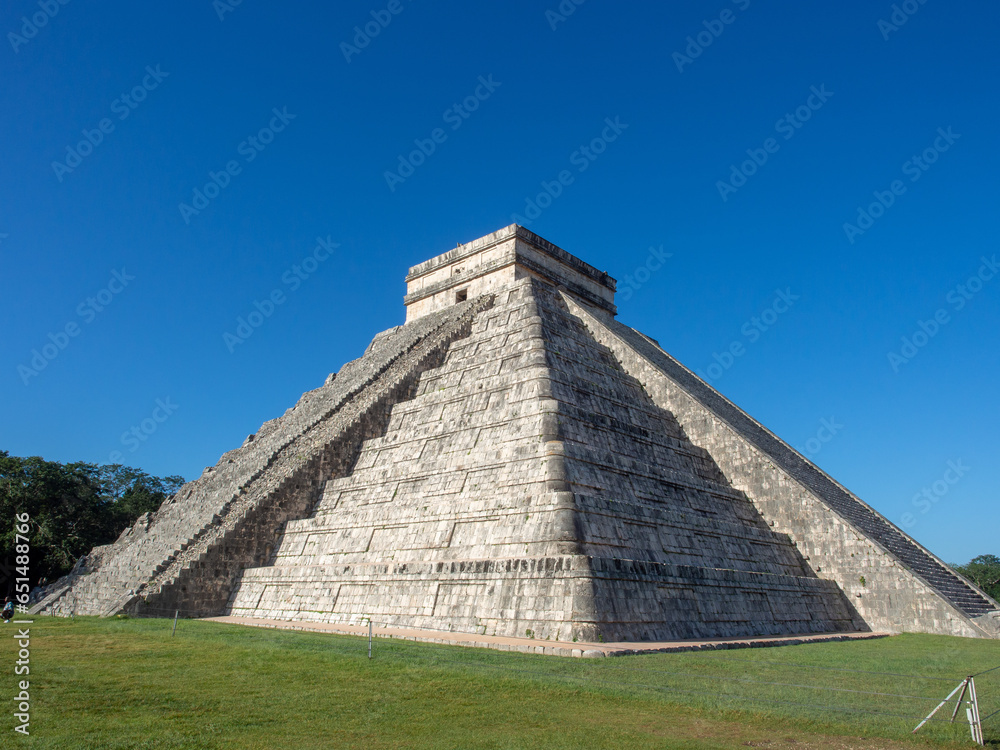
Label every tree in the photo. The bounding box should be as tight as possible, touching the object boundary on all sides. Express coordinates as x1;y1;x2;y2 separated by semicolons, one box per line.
953;555;1000;602
94;463;183;529
0;451;183;592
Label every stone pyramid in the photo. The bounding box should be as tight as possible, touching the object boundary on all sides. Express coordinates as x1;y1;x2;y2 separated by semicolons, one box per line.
35;225;999;642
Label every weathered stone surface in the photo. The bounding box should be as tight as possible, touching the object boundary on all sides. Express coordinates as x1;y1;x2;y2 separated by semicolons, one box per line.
560;292;998;638
32;297;492;617
36;224;998;643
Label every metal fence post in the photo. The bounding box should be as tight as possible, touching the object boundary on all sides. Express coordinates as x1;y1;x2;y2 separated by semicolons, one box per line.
969;677;984;746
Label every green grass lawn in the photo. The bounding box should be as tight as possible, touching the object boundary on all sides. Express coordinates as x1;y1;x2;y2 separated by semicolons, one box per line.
1;616;997;749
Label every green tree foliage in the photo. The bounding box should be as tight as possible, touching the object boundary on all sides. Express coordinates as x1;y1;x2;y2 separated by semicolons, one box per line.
953;554;1000;602
0;451;183;589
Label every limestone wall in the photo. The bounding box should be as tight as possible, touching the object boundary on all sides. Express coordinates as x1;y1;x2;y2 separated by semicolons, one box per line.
231;555;592;642
404;225;616;321
228;277;861;642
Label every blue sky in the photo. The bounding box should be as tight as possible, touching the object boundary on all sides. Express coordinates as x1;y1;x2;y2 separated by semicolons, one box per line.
1;0;997;564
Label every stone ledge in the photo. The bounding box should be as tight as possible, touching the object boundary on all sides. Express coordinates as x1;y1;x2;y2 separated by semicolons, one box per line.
203;615;889;658
405;225;614;291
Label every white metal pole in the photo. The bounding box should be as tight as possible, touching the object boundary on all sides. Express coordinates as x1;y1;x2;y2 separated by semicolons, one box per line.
368;620;372;659
172;610;179;637
950;678;970;722
913;679;966;734
969;677;984;746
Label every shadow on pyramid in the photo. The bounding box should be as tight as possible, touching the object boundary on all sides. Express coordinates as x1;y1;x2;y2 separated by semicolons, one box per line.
35;225;999;644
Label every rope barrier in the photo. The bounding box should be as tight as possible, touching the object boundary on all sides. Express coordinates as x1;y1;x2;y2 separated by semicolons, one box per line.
548;660;955;701
414;654;961;724
670;652;973;683
108;610;1000;690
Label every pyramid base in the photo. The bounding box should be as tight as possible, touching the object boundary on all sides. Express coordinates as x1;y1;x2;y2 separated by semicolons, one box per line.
207;614;888;657
226;554;866;643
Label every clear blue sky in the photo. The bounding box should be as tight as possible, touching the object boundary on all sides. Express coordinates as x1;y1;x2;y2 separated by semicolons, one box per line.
2;1;997;564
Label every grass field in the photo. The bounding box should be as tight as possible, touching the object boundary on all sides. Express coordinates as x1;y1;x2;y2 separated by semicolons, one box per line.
1;616;997;749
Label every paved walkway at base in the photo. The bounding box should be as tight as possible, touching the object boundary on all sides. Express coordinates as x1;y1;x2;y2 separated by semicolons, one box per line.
203;615;889;657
